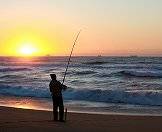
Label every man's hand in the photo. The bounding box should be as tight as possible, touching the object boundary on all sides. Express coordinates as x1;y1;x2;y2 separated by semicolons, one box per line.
62;85;67;90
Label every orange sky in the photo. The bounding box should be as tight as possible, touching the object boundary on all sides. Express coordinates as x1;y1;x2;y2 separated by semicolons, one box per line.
0;0;162;56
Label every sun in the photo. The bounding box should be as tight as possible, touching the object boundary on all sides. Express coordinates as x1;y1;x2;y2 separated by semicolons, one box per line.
19;43;37;56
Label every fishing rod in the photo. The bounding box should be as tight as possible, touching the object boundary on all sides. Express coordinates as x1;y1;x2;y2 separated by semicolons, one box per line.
62;30;81;84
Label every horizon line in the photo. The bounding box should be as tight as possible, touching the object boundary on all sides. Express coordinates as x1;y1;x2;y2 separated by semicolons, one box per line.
0;55;162;57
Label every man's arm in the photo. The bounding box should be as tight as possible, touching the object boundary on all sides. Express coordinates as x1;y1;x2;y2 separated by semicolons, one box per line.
58;81;67;90
62;84;67;90
49;81;52;93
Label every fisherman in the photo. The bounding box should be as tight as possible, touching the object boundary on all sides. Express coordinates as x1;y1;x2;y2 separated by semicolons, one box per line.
49;74;67;122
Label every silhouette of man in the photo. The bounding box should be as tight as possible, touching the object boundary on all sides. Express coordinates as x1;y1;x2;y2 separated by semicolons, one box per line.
49;74;67;122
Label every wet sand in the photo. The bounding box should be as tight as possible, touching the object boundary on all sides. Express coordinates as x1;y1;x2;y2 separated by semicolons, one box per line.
0;106;162;132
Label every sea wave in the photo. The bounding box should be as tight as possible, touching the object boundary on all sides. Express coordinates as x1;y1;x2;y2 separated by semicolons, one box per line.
94;70;162;78
0;67;31;72
0;75;25;79
118;70;162;78
64;89;162;106
0;85;50;98
59;70;97;76
74;70;97;75
83;61;108;65
1;85;162;106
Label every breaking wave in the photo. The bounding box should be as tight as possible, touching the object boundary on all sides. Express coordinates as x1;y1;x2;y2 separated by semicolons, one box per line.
118;70;162;78
0;85;50;98
1;84;162;106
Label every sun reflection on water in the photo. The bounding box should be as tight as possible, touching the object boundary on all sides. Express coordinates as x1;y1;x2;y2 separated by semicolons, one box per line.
0;96;51;111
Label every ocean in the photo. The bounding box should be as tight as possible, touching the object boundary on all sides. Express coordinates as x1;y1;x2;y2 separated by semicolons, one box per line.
0;56;162;115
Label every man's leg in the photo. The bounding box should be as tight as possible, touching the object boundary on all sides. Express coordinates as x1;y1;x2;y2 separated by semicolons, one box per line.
53;105;58;121
53;96;58;121
59;97;64;121
59;105;64;121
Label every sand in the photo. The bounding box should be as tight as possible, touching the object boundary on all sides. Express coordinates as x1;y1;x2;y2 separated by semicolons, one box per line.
0;106;162;132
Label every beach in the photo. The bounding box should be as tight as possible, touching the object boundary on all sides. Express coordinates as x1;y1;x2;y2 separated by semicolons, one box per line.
0;106;162;132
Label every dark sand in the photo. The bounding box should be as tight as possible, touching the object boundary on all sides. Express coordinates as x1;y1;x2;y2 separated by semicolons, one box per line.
0;106;162;132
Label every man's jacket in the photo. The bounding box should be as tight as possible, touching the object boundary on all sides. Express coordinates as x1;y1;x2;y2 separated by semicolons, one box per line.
49;80;66;97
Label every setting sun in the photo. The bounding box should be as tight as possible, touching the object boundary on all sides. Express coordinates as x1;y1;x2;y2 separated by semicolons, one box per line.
1;29;58;56
19;43;37;56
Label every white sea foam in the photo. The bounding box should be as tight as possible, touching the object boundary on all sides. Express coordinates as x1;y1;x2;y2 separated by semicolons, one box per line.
1;85;162;106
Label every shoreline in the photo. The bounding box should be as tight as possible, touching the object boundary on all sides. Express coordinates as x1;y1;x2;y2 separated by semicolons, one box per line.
2;105;162;117
1;106;162;132
1;95;162;117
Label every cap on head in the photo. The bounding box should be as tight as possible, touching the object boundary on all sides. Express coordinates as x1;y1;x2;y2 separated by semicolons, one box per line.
50;74;56;80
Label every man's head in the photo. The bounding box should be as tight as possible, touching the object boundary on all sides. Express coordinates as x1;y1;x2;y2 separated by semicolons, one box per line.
50;74;56;80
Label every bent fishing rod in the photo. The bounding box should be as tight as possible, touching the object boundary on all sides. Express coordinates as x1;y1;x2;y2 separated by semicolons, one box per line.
62;30;81;85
